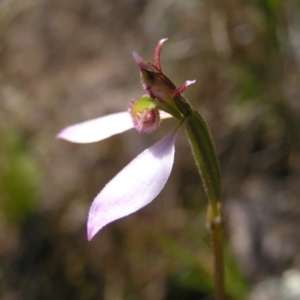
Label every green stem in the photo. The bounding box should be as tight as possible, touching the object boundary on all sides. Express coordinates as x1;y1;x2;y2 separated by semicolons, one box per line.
208;204;225;300
184;110;225;299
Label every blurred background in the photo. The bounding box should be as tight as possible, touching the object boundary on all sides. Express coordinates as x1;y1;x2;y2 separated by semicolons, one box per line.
1;0;300;299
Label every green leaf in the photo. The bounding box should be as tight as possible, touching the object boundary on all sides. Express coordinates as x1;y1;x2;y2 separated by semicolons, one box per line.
185;111;221;207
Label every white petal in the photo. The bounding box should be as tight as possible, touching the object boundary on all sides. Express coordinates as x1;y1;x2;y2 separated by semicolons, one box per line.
56;112;133;143
87;127;179;240
159;111;173;119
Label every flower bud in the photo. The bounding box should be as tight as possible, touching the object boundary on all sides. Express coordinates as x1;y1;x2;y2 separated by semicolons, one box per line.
132;52;174;105
132;40;196;118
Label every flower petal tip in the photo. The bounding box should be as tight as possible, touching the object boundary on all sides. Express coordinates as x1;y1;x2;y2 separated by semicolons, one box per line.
159;38;168;45
87;226;95;242
87;217;100;241
55;127;81;143
56;132;62;140
56;129;68;141
186;79;196;85
132;52;143;64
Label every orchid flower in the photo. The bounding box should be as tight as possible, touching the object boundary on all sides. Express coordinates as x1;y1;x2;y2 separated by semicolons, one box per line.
57;39;220;241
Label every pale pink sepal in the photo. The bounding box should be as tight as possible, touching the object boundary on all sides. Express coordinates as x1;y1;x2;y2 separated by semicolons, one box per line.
87;127;179;240
174;80;196;96
56;112;133;144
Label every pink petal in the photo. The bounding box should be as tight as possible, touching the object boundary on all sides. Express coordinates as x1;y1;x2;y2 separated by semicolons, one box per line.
87;126;179;240
174;80;196;96
56;112;133;143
